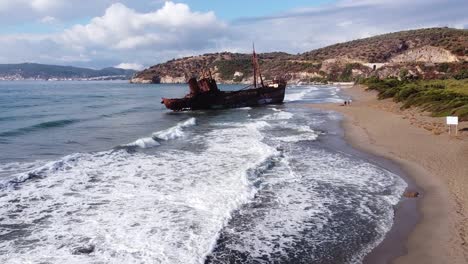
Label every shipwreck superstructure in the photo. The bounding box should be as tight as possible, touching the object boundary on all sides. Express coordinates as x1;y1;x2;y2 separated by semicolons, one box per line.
161;46;287;111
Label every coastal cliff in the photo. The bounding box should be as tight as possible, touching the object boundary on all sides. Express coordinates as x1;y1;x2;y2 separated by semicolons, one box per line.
131;27;468;84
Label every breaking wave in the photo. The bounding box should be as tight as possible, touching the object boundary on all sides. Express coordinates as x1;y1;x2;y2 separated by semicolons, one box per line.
153;117;196;140
0;118;278;264
123;117;196;149
284;87;318;102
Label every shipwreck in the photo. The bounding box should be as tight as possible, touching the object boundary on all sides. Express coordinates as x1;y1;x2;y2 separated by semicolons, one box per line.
161;47;287;111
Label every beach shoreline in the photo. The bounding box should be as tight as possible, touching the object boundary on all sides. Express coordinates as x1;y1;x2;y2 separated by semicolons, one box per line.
311;85;468;264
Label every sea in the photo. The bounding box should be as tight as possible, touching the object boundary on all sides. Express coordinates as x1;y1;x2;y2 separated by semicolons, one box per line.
0;81;406;264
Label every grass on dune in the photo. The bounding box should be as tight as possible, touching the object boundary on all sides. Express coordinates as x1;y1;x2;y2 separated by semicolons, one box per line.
359;77;468;121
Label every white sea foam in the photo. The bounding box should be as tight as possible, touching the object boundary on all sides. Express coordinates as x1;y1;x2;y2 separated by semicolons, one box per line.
260;110;294;121
284;86;318;102
327;111;343;120
271;122;319;142
236;107;252;110
209;148;407;263
0;118;277;264
274;133;318;142
124;118;196;149
0;160;49;188
153;117;196;140
126;137;160;148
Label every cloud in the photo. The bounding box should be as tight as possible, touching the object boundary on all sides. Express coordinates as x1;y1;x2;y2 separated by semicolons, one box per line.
30;0;63;12
0;2;229;67
0;0;151;25
231;0;468;54
39;16;57;24
0;0;70;15
115;62;145;71
0;0;466;68
59;2;226;50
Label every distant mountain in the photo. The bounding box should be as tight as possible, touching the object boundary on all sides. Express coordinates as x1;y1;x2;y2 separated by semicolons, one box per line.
0;63;137;81
131;27;468;84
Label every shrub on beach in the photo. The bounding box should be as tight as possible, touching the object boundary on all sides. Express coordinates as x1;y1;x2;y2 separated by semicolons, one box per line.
360;77;468;121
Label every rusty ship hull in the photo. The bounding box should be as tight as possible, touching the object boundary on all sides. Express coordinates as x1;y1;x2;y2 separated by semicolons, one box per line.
162;83;286;111
161;45;287;111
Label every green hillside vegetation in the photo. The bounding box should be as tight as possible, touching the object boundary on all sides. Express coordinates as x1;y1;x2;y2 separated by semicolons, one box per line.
360;77;468;121
213;59;251;79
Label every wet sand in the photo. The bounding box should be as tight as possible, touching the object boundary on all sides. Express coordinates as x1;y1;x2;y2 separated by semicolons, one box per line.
311;85;468;264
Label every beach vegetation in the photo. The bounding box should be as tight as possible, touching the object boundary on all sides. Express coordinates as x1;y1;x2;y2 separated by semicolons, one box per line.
310;77;328;84
454;69;468;80
360;77;468;121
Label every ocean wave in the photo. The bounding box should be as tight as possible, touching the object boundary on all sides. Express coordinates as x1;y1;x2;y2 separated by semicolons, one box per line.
123;137;161;149
100;106;154;118
274;133;318;142
260;110;294;121
0;152;87;190
0;118;278;264
153;117;196;140
0;113;59;122
236;107;252;110
270;122;319;143
207;148;407;263
284;86;318;102
0;119;79;137
121;117;197;149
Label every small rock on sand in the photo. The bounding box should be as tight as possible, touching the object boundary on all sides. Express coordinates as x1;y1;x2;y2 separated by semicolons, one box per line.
403;191;420;198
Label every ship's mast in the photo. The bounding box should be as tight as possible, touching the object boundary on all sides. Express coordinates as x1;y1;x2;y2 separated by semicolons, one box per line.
252;43;264;88
258;59;265;88
252;43;257;88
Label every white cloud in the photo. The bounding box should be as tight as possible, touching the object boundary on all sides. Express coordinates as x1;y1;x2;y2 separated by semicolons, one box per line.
0;0;69;15
0;2;230;67
337;20;353;27
31;0;63;12
39;15;57;24
59;2;225;50
0;0;143;25
231;0;468;54
115;62;145;71
0;0;466;68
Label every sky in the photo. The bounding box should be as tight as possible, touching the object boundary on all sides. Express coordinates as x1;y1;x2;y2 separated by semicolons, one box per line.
0;0;467;70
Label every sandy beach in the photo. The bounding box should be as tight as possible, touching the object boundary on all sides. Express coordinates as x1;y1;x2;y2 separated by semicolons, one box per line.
312;85;468;264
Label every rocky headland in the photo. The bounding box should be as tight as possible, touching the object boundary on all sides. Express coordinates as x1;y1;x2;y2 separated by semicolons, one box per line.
131;27;468;84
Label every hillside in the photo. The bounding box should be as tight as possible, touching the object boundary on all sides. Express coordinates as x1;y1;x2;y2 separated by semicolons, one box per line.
131;27;468;84
0;63;137;81
300;27;467;62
